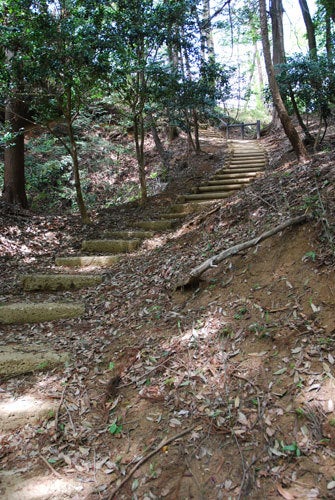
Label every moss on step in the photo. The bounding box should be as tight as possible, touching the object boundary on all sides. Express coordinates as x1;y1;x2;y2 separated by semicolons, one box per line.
21;274;102;291
0;302;85;324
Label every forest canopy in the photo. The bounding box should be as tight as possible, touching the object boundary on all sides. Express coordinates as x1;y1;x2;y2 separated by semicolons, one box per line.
0;0;334;219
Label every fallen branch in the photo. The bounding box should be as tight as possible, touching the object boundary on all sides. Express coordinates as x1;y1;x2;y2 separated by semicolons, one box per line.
106;426;194;499
177;215;307;289
39;454;63;478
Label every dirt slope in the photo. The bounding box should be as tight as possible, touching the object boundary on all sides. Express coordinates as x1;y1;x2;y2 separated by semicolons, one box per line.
0;127;334;499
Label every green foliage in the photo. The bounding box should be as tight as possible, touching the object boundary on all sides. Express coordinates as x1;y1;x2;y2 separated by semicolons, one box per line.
276;53;335;118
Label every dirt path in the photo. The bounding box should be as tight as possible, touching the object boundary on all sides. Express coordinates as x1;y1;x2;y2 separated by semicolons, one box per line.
0;130;334;499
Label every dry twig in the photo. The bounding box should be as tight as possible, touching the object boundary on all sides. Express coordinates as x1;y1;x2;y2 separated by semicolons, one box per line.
106;426;194;499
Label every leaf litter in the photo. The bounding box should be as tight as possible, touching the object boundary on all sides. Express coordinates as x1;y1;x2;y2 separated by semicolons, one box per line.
0;126;335;499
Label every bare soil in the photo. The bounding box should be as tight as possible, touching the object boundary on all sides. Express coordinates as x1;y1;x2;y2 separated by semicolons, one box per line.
0;126;334;500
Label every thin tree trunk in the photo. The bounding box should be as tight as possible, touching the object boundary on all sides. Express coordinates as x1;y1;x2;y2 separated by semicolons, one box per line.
193;110;201;153
65;89;90;224
2;99;29;208
147;112;170;169
134;114;147;204
259;0;308;160
325;15;332;61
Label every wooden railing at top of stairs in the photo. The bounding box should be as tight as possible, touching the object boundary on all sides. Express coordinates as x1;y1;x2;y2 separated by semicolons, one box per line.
221;120;261;140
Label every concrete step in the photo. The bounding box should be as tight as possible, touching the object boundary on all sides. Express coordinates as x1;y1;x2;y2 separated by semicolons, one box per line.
133;220;176;231
0;302;85;324
169;203;202;214
214;172;261;180
0;344;70;379
197;184;243;192
229;158;266;167
55;255;121;267
81;238;140;254
206;179;250;185
173;197;217;207
103;230;154;239
21;274;102;292
230;151;265;156
214;167;264;174
158;212;187;219
184;191;235;201
219;167;264;173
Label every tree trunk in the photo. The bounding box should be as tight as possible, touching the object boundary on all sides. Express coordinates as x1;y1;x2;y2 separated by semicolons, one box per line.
202;0;215;61
66;119;90;224
193;109;201;153
147;112;170;170
269;0;285;130
2;99;29;208
259;0;308;160
65;88;90;224
299;0;317;58
134;113;147;204
325;15;332;60
270;0;285;67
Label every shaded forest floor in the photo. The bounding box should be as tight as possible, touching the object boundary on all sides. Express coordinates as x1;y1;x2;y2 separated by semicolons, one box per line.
0;124;335;499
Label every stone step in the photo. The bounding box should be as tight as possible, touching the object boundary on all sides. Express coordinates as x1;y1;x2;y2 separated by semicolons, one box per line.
0;344;70;379
0;302;85;324
133;220;176;231
21;274;102;292
103;230;154;239
217;167;264;179
81;238;140;254
169;203;202;214
184;191;235;201
231;160;265;165
197;184;243;193
158;212;187;219
55;255;121;268
230;151;265;156
0;393;59;431
214;172;260;180
206;179;250;185
219;167;264;173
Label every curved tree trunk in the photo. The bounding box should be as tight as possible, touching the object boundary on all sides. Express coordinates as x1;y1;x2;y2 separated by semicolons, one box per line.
259;0;308;161
2;99;29;208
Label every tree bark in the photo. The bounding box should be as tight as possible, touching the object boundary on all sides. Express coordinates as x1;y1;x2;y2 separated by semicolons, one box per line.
299;0;317;58
134;113;147;204
2;99;29;208
259;0;308;161
65;88;90;224
147;112;170;170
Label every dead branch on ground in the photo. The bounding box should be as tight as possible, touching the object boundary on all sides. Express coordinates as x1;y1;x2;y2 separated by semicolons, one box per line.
177;215;308;289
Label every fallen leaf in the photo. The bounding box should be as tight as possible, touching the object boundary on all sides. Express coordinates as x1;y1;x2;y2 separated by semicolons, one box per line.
276;483;295;500
273;367;287;375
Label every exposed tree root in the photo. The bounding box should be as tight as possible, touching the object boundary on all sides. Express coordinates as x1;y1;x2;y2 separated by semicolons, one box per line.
177;214;308;289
